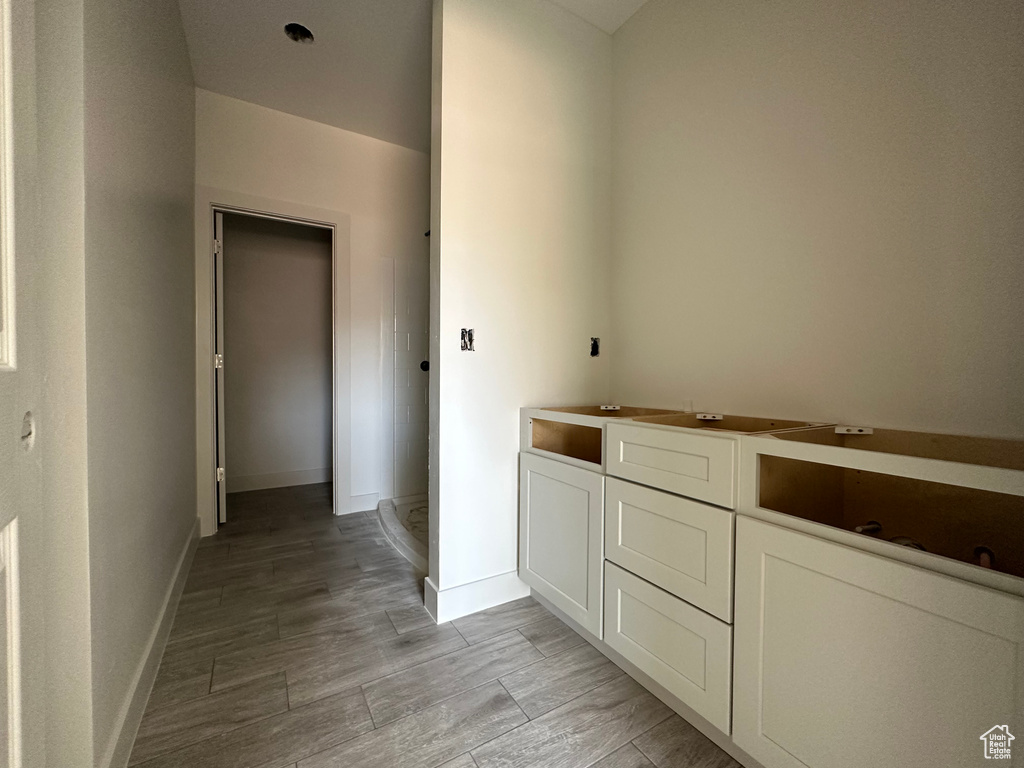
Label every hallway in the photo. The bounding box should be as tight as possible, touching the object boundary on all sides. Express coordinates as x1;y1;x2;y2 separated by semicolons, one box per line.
128;485;738;768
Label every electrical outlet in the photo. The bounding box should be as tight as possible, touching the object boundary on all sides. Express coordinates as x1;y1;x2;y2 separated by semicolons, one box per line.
590;337;600;357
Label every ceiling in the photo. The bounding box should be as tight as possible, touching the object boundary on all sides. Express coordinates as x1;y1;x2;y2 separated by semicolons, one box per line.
177;0;649;154
548;0;650;34
177;0;434;152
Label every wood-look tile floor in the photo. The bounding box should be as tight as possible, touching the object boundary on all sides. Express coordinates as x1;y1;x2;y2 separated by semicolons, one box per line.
130;483;740;768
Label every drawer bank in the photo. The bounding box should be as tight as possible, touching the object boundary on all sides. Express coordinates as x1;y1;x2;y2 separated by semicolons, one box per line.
519;405;1024;768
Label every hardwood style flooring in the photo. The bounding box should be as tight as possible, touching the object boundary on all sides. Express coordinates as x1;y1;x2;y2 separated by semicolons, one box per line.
130;483;740;768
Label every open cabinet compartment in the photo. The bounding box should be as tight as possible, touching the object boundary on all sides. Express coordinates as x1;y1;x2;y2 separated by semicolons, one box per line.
757;427;1024;581
525;405;688;468
531;418;604;465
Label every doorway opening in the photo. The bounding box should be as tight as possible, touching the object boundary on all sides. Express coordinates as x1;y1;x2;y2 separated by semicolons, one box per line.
213;210;336;526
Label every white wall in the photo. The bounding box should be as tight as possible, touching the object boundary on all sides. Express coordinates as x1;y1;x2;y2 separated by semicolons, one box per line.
33;0;96;761
430;0;612;610
82;0;197;761
196;90;431;504
222;214;333;492
610;0;1024;439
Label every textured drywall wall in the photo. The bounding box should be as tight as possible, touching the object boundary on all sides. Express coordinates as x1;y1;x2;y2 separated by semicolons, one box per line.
432;0;612;593
222;214;332;491
610;0;1024;438
82;0;196;759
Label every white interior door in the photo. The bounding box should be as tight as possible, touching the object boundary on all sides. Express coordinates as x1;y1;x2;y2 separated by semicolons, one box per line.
393;256;429;499
0;8;26;757
214;211;226;524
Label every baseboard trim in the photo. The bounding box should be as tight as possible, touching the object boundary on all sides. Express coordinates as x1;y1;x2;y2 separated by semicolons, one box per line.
227;467;330;493
424;570;529;624
101;517;200;768
529;590;766;768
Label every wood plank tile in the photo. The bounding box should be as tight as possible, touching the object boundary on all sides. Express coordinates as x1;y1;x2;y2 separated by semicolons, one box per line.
164;615;280;668
286;623;468;708
175;587;224;618
363;630;543;726
439;756;478;768
211;611;397;692
222;541;315;567
471;676;671;768
172;582;330;643
516;616;584;658
183;561;275;594
452;597;550;645
134;688;373;768
144;657;213;713
129;673;288;765
632;715;740;768
386;604;436;635
593;743;655;768
219;579;334;613
499;643;623;719
275;567;421;638
192;545;231;566
297;681;527;768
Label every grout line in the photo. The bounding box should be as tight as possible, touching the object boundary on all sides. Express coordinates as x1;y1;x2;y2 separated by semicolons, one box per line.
496;678;529;722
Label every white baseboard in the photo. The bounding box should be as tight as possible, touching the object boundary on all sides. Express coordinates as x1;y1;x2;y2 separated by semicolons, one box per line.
424;570;530;624
349;493;380;513
227;467;330;493
101;516;199;768
529;590;766;768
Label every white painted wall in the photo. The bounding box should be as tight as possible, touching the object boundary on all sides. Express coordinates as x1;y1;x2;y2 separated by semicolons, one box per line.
430;0;612;609
28;0;197;762
196;90;431;504
222;214;333;492
610;0;1024;439
82;0;197;761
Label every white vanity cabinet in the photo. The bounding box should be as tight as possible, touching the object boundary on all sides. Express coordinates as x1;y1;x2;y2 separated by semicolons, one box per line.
519;452;605;637
733;515;1024;768
604;562;733;733
605;422;739;508
605;477;733;621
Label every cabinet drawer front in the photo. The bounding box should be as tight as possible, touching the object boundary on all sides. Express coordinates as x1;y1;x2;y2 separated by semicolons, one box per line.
605;478;733;621
606;424;737;508
604;562;732;733
519;453;604;637
733;516;1024;768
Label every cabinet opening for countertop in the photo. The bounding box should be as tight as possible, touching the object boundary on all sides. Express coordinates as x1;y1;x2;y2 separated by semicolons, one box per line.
531;418;603;465
758;454;1024;579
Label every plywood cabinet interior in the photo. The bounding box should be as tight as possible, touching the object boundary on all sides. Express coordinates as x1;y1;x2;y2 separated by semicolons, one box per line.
733;515;1024;768
604;562;732;734
518;452;604;637
605;477;733;621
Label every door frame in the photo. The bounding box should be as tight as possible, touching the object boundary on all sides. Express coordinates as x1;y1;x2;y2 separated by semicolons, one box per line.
195;186;352;535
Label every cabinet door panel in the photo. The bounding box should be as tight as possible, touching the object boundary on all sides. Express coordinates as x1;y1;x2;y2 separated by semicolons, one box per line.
733;516;1024;768
605;478;733;621
604;562;732;733
606;423;737;508
519;453;604;637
